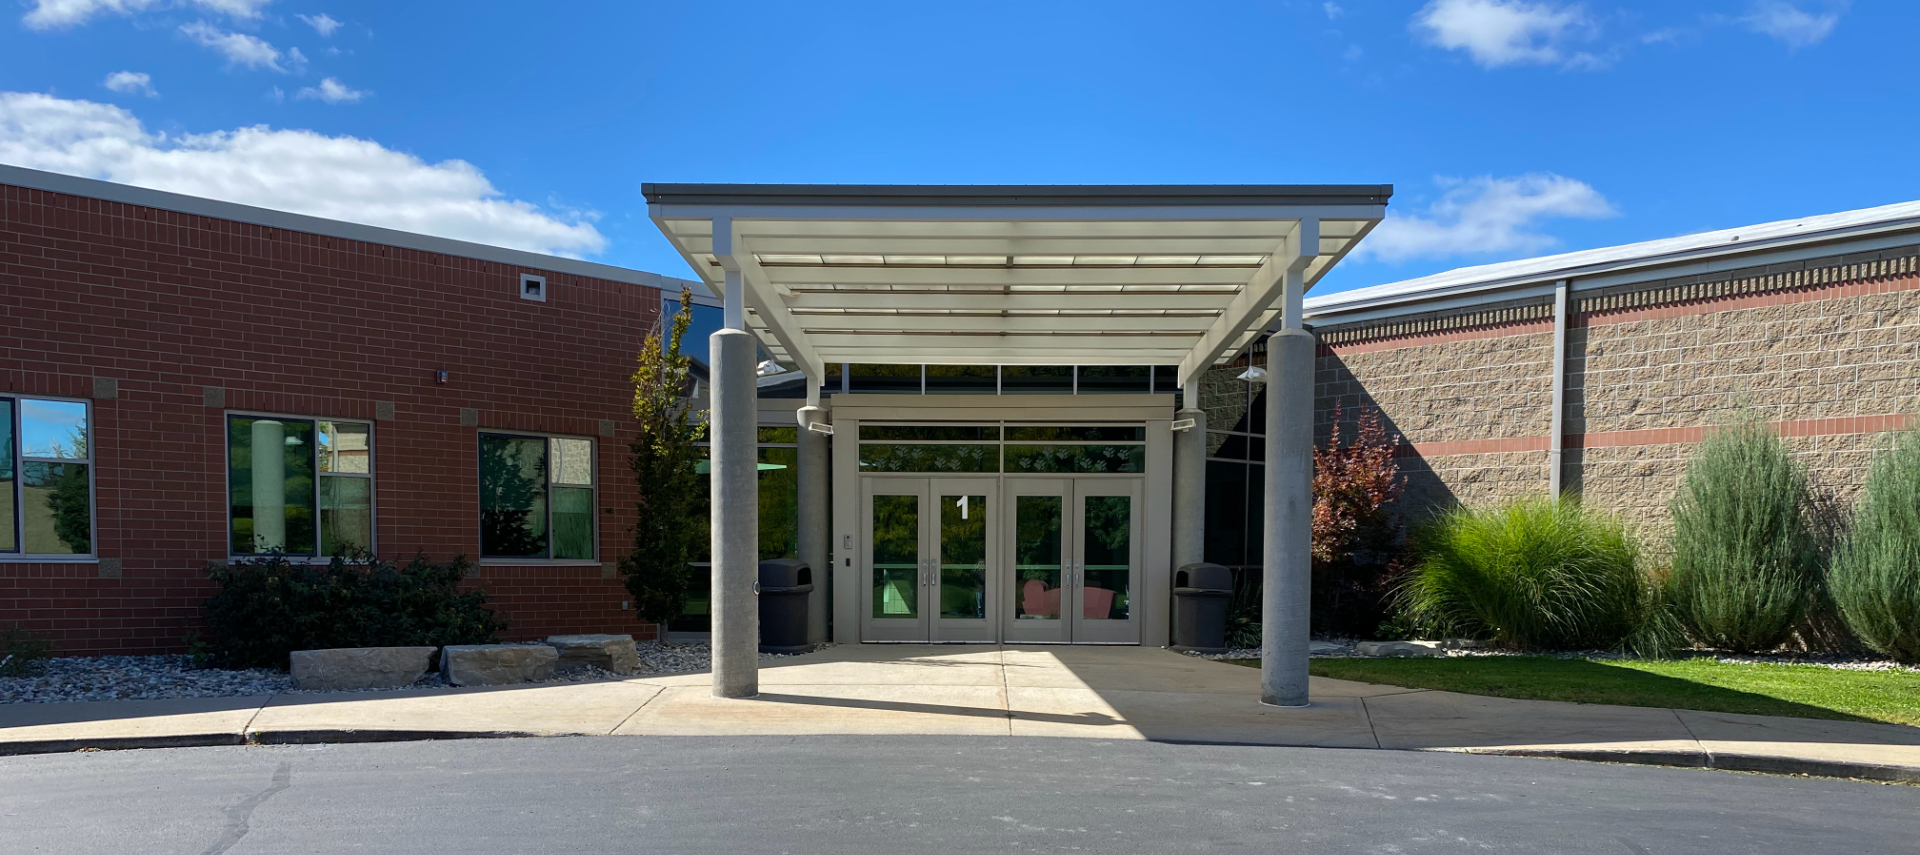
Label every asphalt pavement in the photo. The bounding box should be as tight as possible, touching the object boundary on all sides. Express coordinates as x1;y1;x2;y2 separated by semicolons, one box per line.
1;736;1914;854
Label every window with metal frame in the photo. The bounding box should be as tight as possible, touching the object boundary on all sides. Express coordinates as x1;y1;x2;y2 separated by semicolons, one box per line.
1;397;95;557
227;414;375;557
478;432;596;561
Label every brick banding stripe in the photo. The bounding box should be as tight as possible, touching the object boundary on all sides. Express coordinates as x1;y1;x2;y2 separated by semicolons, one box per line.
1402;414;1917;457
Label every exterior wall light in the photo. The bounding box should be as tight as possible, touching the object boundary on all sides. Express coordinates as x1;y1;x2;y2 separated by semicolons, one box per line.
1237;366;1267;384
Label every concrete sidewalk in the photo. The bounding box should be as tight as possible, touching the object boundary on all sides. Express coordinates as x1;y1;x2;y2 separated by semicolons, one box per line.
4;645;1918;781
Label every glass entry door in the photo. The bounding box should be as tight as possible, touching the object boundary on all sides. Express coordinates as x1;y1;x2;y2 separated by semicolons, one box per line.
1001;478;1142;644
859;477;998;642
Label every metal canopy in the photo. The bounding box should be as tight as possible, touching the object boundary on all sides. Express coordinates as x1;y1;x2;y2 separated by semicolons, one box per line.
644;184;1390;386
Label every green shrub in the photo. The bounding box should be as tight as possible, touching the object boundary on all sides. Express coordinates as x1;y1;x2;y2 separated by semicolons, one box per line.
1830;429;1920;663
0;624;54;678
1396;497;1648;651
202;552;504;670
1667;418;1824;652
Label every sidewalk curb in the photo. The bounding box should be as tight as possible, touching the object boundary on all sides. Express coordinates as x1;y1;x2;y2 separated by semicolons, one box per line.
0;729;539;757
2;728;1915;783
1451;747;1920;784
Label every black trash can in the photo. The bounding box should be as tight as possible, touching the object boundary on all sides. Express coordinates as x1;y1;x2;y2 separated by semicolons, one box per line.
758;558;815;654
1170;562;1232;654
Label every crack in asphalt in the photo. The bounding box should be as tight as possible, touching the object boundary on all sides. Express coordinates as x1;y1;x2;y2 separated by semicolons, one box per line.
201;761;292;855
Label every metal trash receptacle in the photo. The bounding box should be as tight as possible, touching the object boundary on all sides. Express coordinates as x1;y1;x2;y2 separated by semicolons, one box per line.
758;558;815;654
1170;562;1233;654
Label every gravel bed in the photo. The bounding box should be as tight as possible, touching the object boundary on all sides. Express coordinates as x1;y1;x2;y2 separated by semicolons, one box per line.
0;640;825;705
1185;638;1916;672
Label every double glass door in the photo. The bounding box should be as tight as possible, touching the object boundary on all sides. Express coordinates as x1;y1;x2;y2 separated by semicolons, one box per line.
1002;479;1142;644
860;477;998;642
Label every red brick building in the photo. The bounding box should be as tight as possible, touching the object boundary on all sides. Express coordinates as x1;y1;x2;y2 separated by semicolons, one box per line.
1;165;693;655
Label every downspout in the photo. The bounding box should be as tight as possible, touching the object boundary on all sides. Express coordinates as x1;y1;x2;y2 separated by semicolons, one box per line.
1548;279;1569;499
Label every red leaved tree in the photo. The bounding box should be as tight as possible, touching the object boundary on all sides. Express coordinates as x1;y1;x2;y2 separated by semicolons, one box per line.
1311;405;1406;637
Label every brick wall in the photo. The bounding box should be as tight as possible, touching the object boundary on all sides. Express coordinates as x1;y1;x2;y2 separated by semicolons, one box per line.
1;182;663;655
1315;245;1920;544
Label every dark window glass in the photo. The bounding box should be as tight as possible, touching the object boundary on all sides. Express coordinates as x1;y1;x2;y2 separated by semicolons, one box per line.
859;425;999;442
849;364;921;394
0;400;12;552
1005;426;1145;442
999;365;1073;394
1207;431;1246;460
1151;365;1181;394
1251;387;1268;435
858;444;999;473
228;417;318;555
1013;495;1062;620
1003;445;1144;474
925;364;997;394
758;427;799;444
662;299;724;369
1081;495;1131;620
871;495;920;618
758;445;799;560
479;434;549;558
1246;462;1265;565
1075;366;1150;394
1204;460;1248;567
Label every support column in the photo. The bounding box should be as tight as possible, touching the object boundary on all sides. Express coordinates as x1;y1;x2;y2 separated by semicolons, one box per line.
710;280;760;698
1261;268;1316;707
1171;388;1208;569
796;385;830;644
1548;279;1570;498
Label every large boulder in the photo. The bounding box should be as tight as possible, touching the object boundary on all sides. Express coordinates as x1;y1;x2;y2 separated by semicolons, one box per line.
545;634;639;675
290;647;437;691
441;644;559;686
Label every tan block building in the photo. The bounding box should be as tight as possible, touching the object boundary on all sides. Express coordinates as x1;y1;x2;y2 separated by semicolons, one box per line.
1286;201;1920;550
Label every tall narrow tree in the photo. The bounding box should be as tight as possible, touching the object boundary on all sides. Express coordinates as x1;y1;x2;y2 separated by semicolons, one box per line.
620;289;708;640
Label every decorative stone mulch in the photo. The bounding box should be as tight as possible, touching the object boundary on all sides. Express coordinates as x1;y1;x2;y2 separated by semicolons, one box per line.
1186;639;1916;672
0;641;819;705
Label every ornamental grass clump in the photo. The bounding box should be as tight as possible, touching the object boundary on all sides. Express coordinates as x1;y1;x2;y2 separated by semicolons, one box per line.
1830;429;1920;663
1667;417;1824;653
1397;497;1647;651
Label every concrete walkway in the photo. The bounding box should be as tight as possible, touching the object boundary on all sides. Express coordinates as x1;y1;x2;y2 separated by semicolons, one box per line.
4;645;1918;781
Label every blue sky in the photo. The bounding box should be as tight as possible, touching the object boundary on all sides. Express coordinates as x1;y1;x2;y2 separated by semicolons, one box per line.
0;0;1908;294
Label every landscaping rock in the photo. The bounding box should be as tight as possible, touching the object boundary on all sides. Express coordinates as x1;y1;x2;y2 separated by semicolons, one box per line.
441;644;559;686
1308;641;1349;656
1355;641;1445;658
290;647;437;691
545;634;639;675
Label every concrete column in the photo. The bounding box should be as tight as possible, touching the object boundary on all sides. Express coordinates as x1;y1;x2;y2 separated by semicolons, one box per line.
710;328;760;699
1260;329;1315;707
250;419;286;551
1171;406;1208;569
796;404;831;644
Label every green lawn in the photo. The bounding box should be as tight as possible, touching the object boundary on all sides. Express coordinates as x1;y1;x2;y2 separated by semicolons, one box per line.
1231;657;1920;726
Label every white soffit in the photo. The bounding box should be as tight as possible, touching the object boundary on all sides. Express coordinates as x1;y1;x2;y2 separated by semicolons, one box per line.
645;184;1390;381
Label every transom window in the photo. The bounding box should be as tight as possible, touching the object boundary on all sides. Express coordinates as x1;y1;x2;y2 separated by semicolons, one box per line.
478;433;596;560
857;423;1146;474
227;415;375;557
0;397;95;558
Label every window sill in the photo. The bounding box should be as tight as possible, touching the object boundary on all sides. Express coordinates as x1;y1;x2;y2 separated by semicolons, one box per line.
0;556;96;563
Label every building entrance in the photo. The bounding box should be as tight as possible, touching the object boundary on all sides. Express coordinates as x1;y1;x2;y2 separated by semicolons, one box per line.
857;474;1141;644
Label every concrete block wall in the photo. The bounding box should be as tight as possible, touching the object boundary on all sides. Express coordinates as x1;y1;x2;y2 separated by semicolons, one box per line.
1314;244;1920;545
1;181;661;654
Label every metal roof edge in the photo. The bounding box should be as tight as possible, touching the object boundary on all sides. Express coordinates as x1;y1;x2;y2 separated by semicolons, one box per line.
641;182;1394;207
0;163;699;291
1304;200;1920;322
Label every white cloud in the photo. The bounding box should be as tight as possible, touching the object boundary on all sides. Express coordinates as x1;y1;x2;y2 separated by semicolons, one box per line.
296;77;364;104
0;91;607;257
102;71;157;97
22;0;269;29
1353;173;1616;263
179;21;295;71
1323;2;1343;19
1741;1;1841;49
1342;44;1364;61
1412;0;1601;70
297;12;341;36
